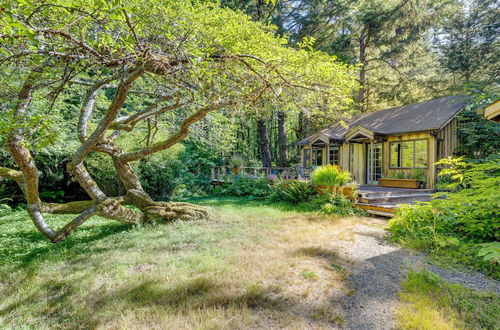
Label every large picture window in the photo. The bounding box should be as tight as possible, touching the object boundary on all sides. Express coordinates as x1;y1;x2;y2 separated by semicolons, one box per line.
390;140;428;168
329;146;340;165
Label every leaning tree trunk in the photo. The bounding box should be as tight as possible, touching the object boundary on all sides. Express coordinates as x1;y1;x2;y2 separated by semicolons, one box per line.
277;111;288;167
257;119;272;168
1;67;211;243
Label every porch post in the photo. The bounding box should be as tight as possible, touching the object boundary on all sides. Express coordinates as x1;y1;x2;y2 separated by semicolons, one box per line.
309;146;313;167
370;140;375;186
326;145;329;165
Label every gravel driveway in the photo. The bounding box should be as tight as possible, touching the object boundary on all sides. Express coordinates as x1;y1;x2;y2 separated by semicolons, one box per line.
329;217;499;330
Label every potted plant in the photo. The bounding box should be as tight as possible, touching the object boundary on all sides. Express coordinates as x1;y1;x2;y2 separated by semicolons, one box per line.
229;156;244;175
311;165;356;197
413;168;428;189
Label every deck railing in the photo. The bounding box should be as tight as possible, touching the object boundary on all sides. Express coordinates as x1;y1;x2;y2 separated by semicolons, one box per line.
211;166;311;184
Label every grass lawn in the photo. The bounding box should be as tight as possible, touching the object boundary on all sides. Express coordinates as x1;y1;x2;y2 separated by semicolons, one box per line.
0;197;354;329
397;270;499;330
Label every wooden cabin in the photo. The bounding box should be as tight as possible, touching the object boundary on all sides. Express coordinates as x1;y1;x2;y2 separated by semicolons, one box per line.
297;96;470;189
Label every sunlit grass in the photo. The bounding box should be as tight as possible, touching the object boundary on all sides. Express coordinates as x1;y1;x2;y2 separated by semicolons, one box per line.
396;270;499;330
0;197;352;329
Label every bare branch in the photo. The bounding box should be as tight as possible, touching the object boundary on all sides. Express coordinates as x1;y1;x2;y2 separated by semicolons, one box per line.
118;102;231;162
71;69;143;166
123;9;142;50
78;73;122;143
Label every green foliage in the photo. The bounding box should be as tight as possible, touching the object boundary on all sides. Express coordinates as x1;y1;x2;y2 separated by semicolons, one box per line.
213;178;272;199
319;193;361;217
398;270;499;330
228;155;244;169
270;180;315;204
312;165;350;187
478;242;500;264
389;157;500;278
456;88;500;159
39;190;65;203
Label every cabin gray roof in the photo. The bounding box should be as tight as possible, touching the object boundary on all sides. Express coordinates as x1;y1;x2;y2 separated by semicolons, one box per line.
298;95;469;146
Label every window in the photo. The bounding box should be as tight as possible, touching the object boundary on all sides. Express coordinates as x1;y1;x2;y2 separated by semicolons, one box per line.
329;146;340;165
312;148;323;166
415;140;427;167
390;140;428;168
303;149;311;167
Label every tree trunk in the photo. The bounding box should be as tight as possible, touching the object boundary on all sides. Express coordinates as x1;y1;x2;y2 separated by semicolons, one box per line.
358;33;367;112
297;111;310;140
257;119;272;168
277;111;288;167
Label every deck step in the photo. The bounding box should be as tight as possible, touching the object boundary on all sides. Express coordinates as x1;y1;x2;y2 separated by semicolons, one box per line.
359;189;434;198
355;202;398;214
365;209;395;217
359;194;432;204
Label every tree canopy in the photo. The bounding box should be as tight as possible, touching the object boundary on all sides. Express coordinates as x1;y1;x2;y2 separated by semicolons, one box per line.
0;0;357;241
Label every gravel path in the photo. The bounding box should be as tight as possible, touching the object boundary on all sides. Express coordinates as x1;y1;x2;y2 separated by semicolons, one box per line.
330;218;499;330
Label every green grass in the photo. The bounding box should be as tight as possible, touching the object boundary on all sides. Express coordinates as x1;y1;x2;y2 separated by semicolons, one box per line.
0;197;351;329
396;270;500;330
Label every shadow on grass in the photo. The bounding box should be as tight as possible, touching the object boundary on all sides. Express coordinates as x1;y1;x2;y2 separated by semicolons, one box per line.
1;221;132;270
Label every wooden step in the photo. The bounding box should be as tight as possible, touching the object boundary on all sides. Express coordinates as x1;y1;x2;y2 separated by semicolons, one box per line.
365;209;395;217
358;194;432;204
359;189;434;198
354;202;398;214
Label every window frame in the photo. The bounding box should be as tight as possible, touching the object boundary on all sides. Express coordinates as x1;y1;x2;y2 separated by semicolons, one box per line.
329;145;340;165
312;148;323;166
389;138;429;169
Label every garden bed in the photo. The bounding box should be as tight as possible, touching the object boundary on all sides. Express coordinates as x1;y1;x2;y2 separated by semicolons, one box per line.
378;178;420;189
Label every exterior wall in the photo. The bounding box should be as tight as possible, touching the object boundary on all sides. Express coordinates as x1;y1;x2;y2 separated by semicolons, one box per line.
350;143;366;184
339;144;350;171
437;118;459;159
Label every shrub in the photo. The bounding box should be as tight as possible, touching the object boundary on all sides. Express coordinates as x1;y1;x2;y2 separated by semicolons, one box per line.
319;193;361;217
213;178;272;199
388;156;500;277
270;180;315;204
312;165;350;187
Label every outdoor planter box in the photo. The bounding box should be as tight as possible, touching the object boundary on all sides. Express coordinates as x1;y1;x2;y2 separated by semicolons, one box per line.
378;178;420;189
313;185;354;198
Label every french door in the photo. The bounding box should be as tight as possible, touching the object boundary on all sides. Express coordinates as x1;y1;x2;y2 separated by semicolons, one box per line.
366;143;382;184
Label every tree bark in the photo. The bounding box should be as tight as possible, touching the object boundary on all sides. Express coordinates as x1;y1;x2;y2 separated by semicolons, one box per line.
277;111;288;167
257;119;272;168
358;33;367;112
297;111;311;140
